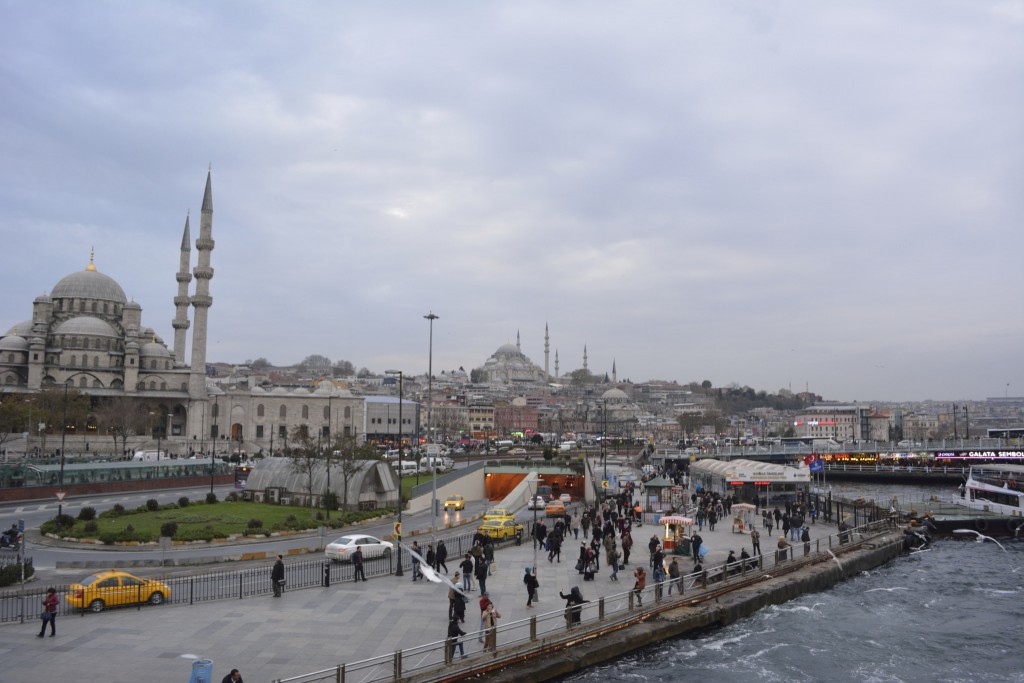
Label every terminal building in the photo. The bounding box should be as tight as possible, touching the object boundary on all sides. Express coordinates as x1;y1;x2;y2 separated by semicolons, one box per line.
689;458;810;507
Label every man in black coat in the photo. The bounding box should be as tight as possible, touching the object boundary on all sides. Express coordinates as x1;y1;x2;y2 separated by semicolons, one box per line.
271;554;285;597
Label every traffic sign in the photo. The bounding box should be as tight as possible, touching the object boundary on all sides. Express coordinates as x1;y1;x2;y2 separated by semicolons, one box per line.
55;492;66;502
17;519;24;532
601;480;610;489
394;521;402;539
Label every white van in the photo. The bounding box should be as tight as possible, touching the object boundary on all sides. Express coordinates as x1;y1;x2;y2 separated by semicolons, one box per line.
419;456;451;473
392;460;418;476
131;450;165;462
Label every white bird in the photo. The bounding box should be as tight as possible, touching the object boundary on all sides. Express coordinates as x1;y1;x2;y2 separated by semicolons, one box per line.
952;528;1007;552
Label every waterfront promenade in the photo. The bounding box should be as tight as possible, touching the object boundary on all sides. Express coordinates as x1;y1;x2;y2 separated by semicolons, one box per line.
1;506;807;683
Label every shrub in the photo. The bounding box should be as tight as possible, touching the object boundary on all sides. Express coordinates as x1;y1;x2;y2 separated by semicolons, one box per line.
315;511;324;521
111;503;126;516
77;507;97;521
125;524;135;534
178;496;190;508
225;491;240;502
206;492;218;504
145;499;160;511
98;529;154;544
0;559;34;587
286;514;298;524
175;527;219;543
160;522;179;538
83;521;98;534
53;514;76;532
246;518;263;530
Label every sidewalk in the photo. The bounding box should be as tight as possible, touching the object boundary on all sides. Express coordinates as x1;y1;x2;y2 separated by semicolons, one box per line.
2;504;792;683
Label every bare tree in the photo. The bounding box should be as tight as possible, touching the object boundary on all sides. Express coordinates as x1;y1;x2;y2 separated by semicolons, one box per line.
34;387;90;456
329;432;377;510
0;395;31;456
287;425;320;506
298;354;332;374
93;396;149;459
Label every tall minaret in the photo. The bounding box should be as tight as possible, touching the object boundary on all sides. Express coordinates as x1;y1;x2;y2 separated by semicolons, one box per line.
612;359;617;384
554;350;559;379
544;323;550;382
583;345;588;372
188;170;215;402
516;330;521;350
171;213;192;364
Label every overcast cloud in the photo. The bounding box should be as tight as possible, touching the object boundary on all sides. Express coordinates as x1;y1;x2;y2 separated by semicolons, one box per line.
1;1;1021;402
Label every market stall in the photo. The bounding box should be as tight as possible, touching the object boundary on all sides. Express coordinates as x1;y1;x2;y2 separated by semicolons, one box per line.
731;502;757;533
660;515;694;555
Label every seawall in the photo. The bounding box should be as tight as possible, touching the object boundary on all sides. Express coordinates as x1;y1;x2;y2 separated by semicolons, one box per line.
470;528;905;683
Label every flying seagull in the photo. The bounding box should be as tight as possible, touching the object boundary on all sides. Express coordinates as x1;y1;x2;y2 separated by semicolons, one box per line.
952;528;1007;552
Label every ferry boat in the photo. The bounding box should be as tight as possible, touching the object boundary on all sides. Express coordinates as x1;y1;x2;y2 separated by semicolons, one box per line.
954;464;1024;518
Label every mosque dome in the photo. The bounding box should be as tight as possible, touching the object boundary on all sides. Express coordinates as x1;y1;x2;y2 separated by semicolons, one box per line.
140;341;172;357
54;316;119;338
602;388;629;402
494;343;522;358
0;335;28;351
51;266;127;304
6;321;33;337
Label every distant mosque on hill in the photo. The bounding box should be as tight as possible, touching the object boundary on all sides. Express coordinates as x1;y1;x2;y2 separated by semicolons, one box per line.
474;326;617;387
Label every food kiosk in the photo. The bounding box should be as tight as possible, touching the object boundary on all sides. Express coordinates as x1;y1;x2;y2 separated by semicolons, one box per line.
660;515;694;555
731;503;757;533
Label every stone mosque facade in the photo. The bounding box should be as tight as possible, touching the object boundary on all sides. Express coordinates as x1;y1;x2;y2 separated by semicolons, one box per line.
0;172;217;448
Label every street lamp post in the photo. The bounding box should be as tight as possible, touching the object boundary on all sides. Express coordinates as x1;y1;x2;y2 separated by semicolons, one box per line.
326;394;333;521
424;311;439;545
56;384;68;531
386;369;405;577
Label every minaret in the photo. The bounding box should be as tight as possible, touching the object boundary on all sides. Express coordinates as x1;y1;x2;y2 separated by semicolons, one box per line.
544;323;550;382
516;330;521;350
554;350;559;379
172;213;193;364
583;345;588;372
612;359;617;384
188;170;214;403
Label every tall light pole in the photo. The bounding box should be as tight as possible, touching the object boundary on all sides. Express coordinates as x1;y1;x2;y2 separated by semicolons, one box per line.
56;384;68;531
326;394;333;520
424;311;439;546
385;370;405;577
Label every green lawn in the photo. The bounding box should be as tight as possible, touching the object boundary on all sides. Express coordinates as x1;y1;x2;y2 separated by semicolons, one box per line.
51;499;393;543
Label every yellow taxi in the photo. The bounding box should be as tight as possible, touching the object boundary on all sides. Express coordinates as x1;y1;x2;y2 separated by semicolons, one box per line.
443;495;466;511
545;500;566;517
66;570;172;613
482;507;514;522
479;518;525;541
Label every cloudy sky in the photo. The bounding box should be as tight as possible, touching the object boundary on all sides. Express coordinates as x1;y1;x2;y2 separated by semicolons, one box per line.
2;1;1021;402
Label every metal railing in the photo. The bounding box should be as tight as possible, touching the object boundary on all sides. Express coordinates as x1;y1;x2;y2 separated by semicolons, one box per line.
272;520;898;683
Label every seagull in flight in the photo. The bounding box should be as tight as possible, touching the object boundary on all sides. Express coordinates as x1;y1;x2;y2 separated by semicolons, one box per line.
952;528;1007;552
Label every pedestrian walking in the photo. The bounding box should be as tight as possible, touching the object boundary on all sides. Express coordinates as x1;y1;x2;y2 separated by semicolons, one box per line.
352;547;366;582
38;587;58;637
447;615;467;660
426;544;436;574
632;567;647;607
750;527;762;558
437;539;449;572
667;557;681;595
411;541;423;581
271;554;285;596
524;567;539;607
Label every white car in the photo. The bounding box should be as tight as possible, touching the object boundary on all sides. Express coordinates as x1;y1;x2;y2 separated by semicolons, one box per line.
527;496;546;510
559;493;572;504
510;447;527;455
325;534;394;563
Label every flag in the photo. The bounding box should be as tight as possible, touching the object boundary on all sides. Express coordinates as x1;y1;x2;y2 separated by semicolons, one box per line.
803;453;818;466
810;459;824;474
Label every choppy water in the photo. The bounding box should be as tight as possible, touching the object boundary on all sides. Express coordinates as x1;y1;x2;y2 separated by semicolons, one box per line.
566;483;1024;683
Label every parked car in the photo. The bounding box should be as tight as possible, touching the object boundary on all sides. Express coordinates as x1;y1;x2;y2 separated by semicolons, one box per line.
510;447;527;455
66;570;171;613
558;493;572;504
443;495;465;511
483;507;515;521
527;496;546;511
325;534;394;562
478;518;524;541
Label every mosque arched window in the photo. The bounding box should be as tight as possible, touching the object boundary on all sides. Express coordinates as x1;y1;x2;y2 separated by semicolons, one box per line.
149;381;156;390
212;404;219;418
161;382;167;390
302;405;309;419
91;302;97;313
93;356;99;368
257;404;265;417
151;360;157;370
79;376;87;388
103;303;108;314
279;405;287;419
4;376;13;385
323;405;330;420
344;406;351;419
6;353;13;363
70;355;77;367
165;361;170;370
93;379;102;388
